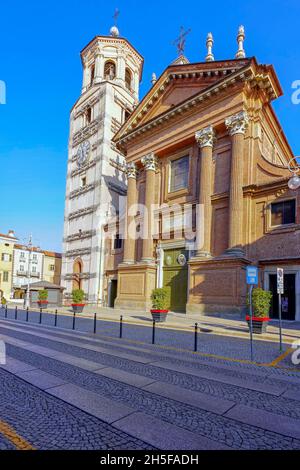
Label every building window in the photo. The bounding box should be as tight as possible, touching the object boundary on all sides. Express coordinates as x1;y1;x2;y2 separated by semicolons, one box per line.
271;200;296;226
169;156;189;193
19;265;24;272
81;176;87;187
32;266;36;273
1;253;11;262
113;234;123;250
49;264;55;271
20;251;25;259
90;64;95;85
33;254;37;260
2;272;9;282
124;109;131;121
104;61;116;80
125;68;132;90
86;107;92;125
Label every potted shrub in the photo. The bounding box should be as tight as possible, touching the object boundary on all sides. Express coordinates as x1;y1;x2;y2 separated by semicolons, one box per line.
150;288;170;323
1;297;7;308
246;288;272;334
38;289;48;309
71;289;85;313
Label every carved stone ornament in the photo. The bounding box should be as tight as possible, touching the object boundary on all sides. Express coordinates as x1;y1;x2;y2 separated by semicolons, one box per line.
225;111;249;136
195;125;216;148
125;162;138;179
141;153;158;171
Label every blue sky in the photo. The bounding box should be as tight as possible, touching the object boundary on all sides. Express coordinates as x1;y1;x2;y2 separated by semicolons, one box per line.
0;0;299;251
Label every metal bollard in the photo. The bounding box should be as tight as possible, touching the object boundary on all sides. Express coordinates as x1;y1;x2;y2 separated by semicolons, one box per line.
152;320;156;345
26;307;29;322
5;305;7;318
54;309;58;327
39;308;42;324
93;312;97;334
15;306;18;320
72;311;76;330
194;323;198;352
120;315;123;339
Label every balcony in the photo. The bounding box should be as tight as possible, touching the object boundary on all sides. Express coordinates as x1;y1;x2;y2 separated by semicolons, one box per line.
16;270;40;277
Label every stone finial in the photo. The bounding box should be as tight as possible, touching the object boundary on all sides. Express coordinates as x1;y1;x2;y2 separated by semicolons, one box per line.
235;25;246;59
151;73;157;86
205;33;214;62
195;126;216;148
141;153;158;171
125;162;138;179
225;111;249;135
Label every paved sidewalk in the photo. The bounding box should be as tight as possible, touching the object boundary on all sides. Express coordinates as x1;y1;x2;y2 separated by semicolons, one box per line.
7;303;299;344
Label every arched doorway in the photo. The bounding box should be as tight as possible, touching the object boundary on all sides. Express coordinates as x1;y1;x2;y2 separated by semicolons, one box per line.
73;259;83;291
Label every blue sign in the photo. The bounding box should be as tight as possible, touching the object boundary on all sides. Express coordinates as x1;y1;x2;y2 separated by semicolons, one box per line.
246;266;258;285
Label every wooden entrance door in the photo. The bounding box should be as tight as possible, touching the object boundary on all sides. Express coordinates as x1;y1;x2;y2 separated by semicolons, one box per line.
163;248;188;313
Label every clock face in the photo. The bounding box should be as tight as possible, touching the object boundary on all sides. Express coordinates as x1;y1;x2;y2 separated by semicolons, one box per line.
77;141;90;168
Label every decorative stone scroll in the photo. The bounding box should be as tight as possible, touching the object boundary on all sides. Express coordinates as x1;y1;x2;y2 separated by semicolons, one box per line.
141;153;158;172
125;162;138;179
195;125;216;148
225;111;249;136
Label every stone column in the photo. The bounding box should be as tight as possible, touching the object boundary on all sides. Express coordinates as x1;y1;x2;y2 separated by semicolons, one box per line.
82;64;90;93
225;111;249;256
141;153;158;263
195;126;216;257
123;162;138;264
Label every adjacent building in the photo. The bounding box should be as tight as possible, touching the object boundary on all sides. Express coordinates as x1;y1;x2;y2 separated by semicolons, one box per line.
0;230;62;300
43;251;62;285
13;244;44;298
61;24;143;304
0;230;18;300
104;28;300;320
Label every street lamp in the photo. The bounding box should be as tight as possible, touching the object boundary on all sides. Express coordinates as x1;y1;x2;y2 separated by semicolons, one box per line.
288;157;300;190
24;234;33;310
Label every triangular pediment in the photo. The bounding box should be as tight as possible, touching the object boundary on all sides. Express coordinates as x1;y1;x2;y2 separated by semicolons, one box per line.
139;75;230;124
113;57;282;147
114;59;252;141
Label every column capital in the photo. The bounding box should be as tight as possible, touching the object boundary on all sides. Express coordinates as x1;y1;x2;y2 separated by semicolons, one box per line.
225;111;249;136
141;153;158;172
125;162;138;179
195;125;216;148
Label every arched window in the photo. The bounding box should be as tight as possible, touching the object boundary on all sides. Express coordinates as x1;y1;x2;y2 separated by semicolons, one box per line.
73;259;82;291
125;68;132;90
104;61;116;80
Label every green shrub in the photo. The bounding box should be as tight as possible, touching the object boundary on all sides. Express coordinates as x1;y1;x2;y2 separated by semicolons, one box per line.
72;289;85;304
38;289;48;301
247;288;272;318
1;297;7;306
151;288;170;310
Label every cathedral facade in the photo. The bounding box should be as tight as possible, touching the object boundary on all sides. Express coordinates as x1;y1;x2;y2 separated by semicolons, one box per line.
61;25;143;303
103;28;300;320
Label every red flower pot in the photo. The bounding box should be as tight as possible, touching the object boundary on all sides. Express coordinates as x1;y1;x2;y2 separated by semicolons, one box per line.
72;304;85;314
246;315;270;334
151;310;168;323
37;300;48;309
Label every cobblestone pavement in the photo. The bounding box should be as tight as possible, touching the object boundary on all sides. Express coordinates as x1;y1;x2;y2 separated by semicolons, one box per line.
1;308;293;364
0;367;155;450
0;319;300;450
2;343;300;450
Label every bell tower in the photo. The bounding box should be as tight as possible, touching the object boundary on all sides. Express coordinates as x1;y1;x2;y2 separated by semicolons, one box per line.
61;25;144;304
